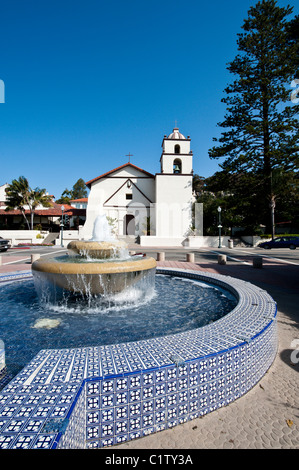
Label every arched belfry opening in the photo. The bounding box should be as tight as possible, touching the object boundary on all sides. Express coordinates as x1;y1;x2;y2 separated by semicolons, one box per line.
173;158;182;174
174;144;180;154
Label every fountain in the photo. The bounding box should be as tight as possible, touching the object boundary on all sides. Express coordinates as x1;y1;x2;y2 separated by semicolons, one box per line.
0;213;277;449
32;213;156;297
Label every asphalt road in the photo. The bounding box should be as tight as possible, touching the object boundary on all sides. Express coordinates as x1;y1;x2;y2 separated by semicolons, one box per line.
139;246;299;266
2;244;299;265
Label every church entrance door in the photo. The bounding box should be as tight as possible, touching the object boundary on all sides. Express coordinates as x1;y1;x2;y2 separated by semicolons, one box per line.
125;214;135;235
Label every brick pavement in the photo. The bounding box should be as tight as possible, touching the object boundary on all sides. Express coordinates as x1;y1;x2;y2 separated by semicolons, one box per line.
0;256;31;273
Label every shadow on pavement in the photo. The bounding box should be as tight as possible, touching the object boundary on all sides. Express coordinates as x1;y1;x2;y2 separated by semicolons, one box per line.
280;349;299;374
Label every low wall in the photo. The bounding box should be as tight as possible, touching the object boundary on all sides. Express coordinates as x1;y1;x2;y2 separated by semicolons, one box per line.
186;236;230;248
54;230;80;245
241;236;269;247
140;236;187;247
0;230;49;246
140;236;231;248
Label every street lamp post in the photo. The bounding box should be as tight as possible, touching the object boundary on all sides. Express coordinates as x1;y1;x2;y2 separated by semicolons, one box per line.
60;205;65;247
217;206;222;248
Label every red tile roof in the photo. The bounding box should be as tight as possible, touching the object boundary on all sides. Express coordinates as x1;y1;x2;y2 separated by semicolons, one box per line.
0;201;86;217
70;198;88;203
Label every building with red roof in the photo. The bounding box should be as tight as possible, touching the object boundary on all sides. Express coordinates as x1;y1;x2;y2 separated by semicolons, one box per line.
0;184;86;232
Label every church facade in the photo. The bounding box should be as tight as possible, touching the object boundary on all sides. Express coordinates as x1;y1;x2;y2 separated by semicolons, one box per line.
81;127;194;246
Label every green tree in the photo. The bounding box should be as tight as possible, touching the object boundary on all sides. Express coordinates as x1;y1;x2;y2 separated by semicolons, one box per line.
28;187;52;229
209;0;299;238
205;171;268;234
269;169;299;231
200;168;299;236
5;176;31;229
72;178;88;199
5;176;52;230
56;178;88;204
55;189;72;205
192;174;206;196
287;14;299;75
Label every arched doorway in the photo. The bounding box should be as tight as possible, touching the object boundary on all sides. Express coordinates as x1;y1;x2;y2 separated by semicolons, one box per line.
124;214;135;235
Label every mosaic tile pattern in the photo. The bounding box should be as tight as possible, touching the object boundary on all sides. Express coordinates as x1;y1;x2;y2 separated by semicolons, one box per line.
0;271;32;284
0;268;277;448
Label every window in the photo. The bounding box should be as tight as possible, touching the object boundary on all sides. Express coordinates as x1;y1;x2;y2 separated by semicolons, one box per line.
126;193;133;200
174;144;180;154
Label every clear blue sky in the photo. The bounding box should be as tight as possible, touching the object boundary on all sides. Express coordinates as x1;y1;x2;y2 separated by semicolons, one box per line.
0;0;297;198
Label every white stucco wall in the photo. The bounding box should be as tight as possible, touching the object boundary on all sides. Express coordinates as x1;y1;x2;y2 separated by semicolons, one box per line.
163;139;190;155
81;166;155;240
140;235;231;248
0;184;8;204
160;154;193;174
155;174;193;238
0;230;49;245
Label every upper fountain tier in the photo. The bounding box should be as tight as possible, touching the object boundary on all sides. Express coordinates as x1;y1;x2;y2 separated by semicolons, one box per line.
67;239;128;260
68;213;128;259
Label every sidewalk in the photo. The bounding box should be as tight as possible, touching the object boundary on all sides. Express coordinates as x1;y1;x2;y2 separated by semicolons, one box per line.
118;257;299;449
0;254;32;273
0;251;298;449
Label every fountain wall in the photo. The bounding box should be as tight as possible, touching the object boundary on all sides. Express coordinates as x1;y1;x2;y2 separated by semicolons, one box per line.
0;268;277;449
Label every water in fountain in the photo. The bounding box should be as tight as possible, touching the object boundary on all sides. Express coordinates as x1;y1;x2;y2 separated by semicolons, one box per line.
0;274;238;378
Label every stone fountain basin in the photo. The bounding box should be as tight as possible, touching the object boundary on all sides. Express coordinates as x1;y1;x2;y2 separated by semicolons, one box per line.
32;256;157;295
67;240;128;259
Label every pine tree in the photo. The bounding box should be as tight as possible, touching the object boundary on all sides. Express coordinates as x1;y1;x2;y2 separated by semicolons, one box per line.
209;0;299;238
56;178;88;204
71;178;88;200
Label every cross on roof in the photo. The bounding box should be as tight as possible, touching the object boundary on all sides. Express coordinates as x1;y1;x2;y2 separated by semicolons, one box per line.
126;153;133;163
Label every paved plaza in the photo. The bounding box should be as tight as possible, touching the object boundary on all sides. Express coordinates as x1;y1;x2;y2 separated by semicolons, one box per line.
0;245;298;449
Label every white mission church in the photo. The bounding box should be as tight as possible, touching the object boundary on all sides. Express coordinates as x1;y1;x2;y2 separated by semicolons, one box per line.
80;127;195;247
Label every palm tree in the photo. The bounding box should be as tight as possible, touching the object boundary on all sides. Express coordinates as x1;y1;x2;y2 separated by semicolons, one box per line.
5;176;52;229
5;176;31;229
29;187;52;229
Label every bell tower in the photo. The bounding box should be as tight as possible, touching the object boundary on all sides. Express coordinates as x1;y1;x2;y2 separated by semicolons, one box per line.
160;127;193;175
155;127;194;239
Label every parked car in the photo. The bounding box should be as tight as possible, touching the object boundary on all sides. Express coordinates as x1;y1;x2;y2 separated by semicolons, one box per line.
258;236;299;250
0;237;11;252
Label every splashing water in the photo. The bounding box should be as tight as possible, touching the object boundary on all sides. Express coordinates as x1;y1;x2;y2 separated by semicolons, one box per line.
91;213;115;242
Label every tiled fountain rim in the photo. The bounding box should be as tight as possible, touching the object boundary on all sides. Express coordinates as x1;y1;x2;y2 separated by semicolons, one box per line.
0;268;277;449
